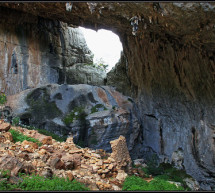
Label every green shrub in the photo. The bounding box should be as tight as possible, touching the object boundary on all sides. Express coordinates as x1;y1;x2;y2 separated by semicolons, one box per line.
17;174;89;191
20;125;66;142
0;179;17;191
0;169;11;179
135;162;192;191
12;117;20;126
122;175;148;191
122;175;184;191
9;129;42;146
63;107;85;126
154;163;192;189
91;104;107;114
0;93;7;106
0;174;89;191
36;128;66;142
0;169;18;190
147;179;184;191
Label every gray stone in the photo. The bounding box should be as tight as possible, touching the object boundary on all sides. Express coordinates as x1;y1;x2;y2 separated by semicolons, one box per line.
65;63;106;86
171;148;184;170
6;84;141;157
0;11;94;96
107;52;131;97
184;177;200;191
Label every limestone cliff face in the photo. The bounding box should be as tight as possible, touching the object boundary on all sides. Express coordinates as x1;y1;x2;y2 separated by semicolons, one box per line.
1;2;215;189
106;52;131;97
123;35;215;190
0;7;94;95
6;84;141;155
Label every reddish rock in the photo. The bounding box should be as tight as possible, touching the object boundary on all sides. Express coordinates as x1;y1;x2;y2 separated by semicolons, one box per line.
0;123;11;132
28;132;53;145
21;140;38;153
97;160;103;166
0;155;23;176
97;88;110;105
0;132;13;143
66;170;74;181
40;168;53;178
69;149;84;154
49;157;65;170
3;132;13;142
38;149;48;155
41;154;50;162
41;136;53;145
40;145;54;153
61;153;81;169
32;160;46;168
22;163;36;175
17;153;30;161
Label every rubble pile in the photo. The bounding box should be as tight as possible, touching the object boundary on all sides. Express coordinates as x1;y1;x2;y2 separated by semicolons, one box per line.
0;121;145;191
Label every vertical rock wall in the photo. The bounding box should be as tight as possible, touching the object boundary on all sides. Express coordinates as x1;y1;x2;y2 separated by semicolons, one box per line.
120;33;215;190
0;7;93;95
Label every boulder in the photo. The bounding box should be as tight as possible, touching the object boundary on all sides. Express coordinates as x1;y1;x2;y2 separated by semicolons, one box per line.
40;167;53;179
20;140;38;153
0;155;24;176
6;84;141;156
61;153;81;169
116;169;128;182
0;122;11;132
184;178;200;191
0;132;13;143
48;157;66;170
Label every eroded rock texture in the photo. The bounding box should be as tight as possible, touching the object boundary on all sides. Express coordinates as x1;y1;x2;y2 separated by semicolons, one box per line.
6;84;141;155
0;6;105;95
1;2;215;189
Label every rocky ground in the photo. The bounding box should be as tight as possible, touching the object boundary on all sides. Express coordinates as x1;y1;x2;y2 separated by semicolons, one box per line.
0;120;150;191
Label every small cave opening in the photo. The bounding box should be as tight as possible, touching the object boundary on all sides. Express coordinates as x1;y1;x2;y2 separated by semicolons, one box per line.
79;26;123;73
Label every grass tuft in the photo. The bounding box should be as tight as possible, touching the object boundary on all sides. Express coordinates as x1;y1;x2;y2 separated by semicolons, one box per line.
0;173;89;191
9;129;42;146
122;175;185;191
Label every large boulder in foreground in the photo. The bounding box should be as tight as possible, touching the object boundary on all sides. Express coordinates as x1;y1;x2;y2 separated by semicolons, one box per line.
6;84;141;157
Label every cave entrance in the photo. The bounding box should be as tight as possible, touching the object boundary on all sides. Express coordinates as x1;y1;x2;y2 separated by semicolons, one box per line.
79;27;123;72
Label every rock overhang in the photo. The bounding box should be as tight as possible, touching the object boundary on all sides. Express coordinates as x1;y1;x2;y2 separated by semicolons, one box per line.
1;2;215;48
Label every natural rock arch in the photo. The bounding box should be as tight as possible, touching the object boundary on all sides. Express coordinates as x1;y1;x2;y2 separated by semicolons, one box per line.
1;2;215;189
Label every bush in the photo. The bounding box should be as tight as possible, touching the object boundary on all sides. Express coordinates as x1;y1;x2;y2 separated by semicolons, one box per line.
122;175;185;191
0;173;89;191
122;176;148;191
17;174;89;191
0;179;17;191
12;117;20;126
19;124;66;142
9;129;42;146
63;107;85;126
0;93;7;106
0;169;17;190
147;179;184;191
91;104;107;114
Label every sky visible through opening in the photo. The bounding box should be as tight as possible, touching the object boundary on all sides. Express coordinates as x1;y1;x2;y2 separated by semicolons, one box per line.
79;27;123;72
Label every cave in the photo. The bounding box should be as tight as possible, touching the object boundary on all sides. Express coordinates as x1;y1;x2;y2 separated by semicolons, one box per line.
79;26;123;72
0;2;215;190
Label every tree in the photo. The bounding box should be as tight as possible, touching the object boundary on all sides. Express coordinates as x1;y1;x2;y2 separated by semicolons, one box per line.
94;58;109;72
